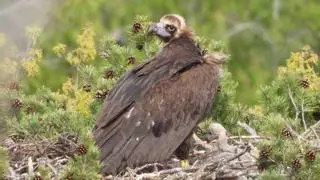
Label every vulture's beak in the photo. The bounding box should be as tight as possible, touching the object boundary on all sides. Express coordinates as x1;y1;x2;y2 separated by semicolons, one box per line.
148;22;171;39
147;23;158;34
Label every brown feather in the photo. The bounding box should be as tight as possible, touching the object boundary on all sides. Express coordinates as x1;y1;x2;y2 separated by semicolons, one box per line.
93;35;219;175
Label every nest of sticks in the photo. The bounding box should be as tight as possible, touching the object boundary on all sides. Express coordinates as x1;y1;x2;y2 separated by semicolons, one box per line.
2;133;83;180
2;121;320;180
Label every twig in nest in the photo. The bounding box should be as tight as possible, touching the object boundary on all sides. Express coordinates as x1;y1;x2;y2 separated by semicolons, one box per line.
8;167;16;179
229;164;257;170
58;135;78;146
14;163;28;174
55;157;69;165
46;161;58;175
222;145;251;164
301;121;320;137
27;157;34;177
229;136;270;140
196;145;252;179
125;167;137;179
229;160;256;166
134;167;198;179
194;161;211;179
134;162;162;173
192;133;214;151
47;146;69;156
310;127;320;139
218;171;259;179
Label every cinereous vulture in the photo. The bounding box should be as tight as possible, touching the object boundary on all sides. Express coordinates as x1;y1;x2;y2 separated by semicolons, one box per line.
93;14;221;175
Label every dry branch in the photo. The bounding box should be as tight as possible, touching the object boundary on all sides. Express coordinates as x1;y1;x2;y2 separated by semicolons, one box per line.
2;133;80;180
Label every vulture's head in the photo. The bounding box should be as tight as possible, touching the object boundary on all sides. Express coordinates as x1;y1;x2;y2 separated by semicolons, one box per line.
148;14;192;42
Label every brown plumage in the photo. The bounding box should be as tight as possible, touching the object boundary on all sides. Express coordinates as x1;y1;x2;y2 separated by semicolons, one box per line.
93;14;220;175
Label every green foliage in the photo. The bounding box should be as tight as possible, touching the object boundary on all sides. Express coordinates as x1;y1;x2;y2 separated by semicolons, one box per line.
259;170;287;180
251;48;320;179
33;165;51;180
0;92;8;140
204;43;320;178
0;147;9;178
258;46;320;125
60;135;101;180
2;25;105;179
34;0;320;104
209;69;239;131
297;157;320;180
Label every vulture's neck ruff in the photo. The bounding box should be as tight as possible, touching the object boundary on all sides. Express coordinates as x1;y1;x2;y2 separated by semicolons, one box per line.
148;14;227;65
160;35;202;60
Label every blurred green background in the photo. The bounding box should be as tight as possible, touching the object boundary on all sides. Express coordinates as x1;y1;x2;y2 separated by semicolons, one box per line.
1;0;320;104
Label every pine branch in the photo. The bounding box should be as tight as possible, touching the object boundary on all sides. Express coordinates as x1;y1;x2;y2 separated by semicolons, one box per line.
237;121;257;136
301;99;308;131
288;86;300;121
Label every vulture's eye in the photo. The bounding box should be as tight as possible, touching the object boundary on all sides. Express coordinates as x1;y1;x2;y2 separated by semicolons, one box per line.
166;24;177;33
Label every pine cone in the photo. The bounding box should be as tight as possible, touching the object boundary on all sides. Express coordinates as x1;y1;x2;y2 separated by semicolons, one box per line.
95;90;109;101
259;149;270;160
12;99;23;109
95;90;106;100
132;23;142;33
24;104;33;114
82;84;92;92
103;70;115;79
299;79;309;88
281;128;292;138
127;56;136;65
76;144;87;155
217;85;221;93
292;159;301;169
201;49;208;56
305;150;316;161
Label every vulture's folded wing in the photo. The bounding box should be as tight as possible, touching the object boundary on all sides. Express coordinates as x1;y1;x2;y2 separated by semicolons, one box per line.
93;54;201;130
93;58;219;174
